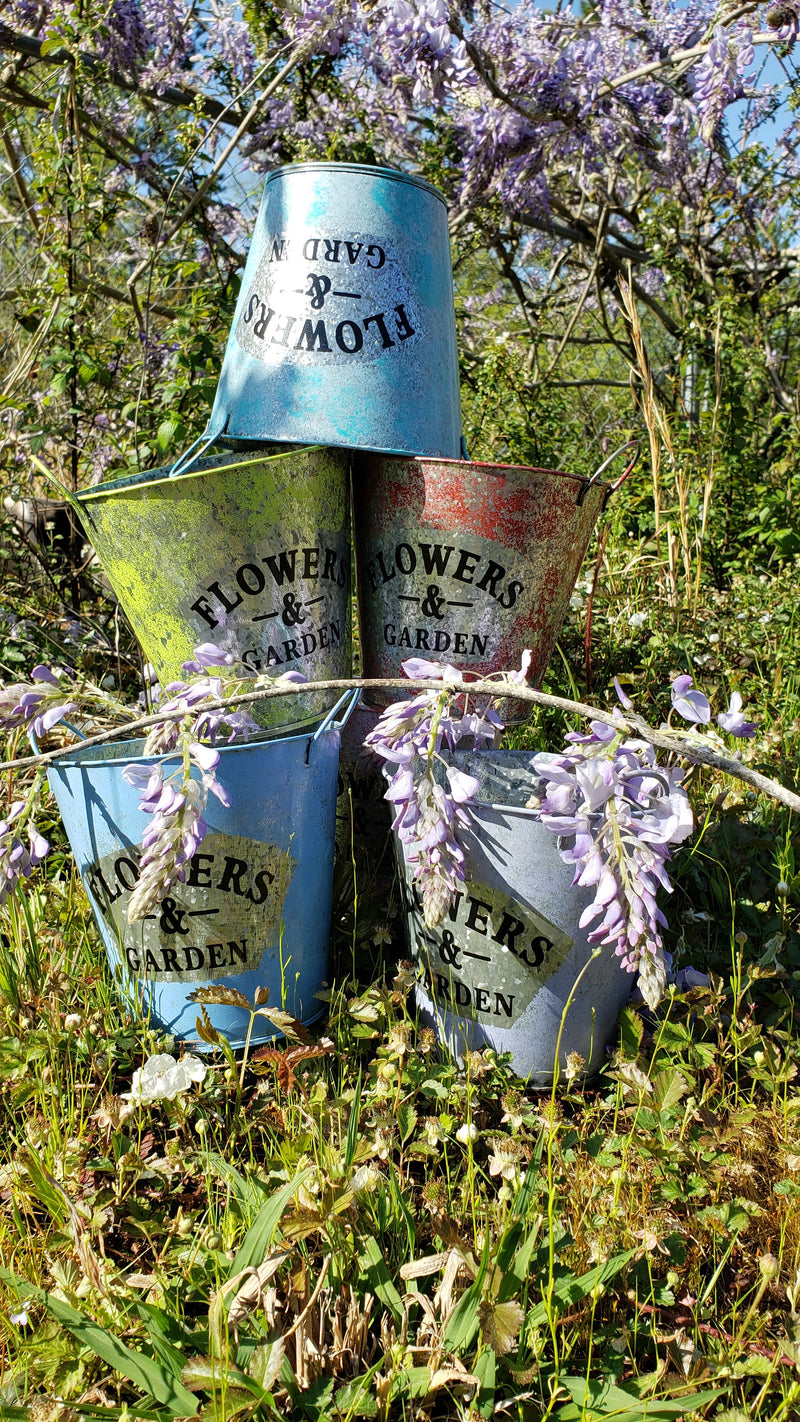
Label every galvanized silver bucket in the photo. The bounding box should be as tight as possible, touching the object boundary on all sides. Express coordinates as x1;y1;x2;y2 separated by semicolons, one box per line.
207;162;462;458
353;446;636;706
397;751;633;1085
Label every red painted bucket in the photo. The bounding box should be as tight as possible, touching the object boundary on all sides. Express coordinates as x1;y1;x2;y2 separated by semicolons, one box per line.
352;446;635;704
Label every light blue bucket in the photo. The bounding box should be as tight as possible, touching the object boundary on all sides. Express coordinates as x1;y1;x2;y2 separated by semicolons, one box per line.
207;162;463;458
45;692;358;1048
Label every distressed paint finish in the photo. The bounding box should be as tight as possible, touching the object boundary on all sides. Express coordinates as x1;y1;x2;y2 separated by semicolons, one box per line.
74;445;351;731
208;162;462;457
397;752;633;1085
47;725;344;1048
353;454;609;703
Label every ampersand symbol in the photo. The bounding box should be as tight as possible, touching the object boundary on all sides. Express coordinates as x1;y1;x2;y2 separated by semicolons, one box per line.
281;592;306;626
421;584;446;619
306;273;332;309
439;930;461;969
159;897;188;935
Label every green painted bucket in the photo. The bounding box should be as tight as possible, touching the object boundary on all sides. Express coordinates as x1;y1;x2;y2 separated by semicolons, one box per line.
70;445;352;731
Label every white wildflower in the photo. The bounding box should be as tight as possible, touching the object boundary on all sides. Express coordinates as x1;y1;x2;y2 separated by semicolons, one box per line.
122;1052;207;1103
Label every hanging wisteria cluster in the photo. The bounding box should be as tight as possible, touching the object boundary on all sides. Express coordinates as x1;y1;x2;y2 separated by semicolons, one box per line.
364;655;529;930
369;659;757;1009
530;674;756;1008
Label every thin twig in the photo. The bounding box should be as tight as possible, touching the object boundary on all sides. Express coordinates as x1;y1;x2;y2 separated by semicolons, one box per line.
1;677;798;815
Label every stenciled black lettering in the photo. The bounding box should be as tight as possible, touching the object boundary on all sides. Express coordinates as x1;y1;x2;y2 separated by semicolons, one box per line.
236;563;266;596
262;548;298;586
394;302;415;339
498;579;524;610
206;580;244;615
363;312;395;349
419;543;455;577
294;318;331;353
217;857;248;897
190;594;219;630
253;304;274;340
335;320;364;354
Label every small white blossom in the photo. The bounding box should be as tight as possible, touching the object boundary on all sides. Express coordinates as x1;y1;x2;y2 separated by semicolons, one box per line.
123;1052;207;1103
456;1121;479;1144
9;1308;29;1326
63;1013;83;1031
628;611;648;628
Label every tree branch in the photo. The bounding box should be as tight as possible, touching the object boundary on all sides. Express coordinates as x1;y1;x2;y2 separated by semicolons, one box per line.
0;21;250;127
2;677;797;814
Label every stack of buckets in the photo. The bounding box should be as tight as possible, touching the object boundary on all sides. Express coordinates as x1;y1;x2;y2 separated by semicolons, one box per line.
51;163;634;1080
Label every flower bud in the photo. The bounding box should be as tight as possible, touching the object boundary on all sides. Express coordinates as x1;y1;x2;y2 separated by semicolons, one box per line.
759;1253;780;1282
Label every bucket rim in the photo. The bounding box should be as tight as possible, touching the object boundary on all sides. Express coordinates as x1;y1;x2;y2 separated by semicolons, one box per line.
75;444;332;502
353;452;610;491
46;722;339;772
263;160;447;206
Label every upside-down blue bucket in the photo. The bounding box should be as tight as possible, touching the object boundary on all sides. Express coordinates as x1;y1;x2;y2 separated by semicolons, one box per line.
45;691;358;1048
207;161;463;457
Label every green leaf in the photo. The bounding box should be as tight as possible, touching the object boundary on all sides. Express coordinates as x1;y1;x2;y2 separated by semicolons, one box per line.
441;1238;491;1354
651;1069;689;1111
249;1338;285;1391
334;1373;379;1417
227;1167;312;1279
473;1348;496;1419
391;1366;433;1400
358;1237;404;1326
618;1007;645;1058
556;1377;721;1419
0;1270;198;1415
397;1100;417;1143
344;1073;363;1172
527;1250;636;1329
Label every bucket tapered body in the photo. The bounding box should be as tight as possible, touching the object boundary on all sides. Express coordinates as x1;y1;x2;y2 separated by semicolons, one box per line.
47;727;343;1047
398;751;632;1084
353;455;609;705
74;446;351;731
209;162;462;457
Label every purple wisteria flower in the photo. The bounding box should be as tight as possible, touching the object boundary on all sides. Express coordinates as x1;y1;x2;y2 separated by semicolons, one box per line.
670;674;711;725
365;657;507;927
532;720;693;1011
0;801;49;908
717;691;757;739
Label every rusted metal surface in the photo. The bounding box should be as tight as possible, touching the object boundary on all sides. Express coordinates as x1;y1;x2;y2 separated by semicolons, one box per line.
208;162;462;457
353;453;612;704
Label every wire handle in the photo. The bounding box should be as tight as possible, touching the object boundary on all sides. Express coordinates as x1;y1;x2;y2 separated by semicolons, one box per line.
27;719;88;756
168;408;229;479
577;441;640;507
312;688;361;741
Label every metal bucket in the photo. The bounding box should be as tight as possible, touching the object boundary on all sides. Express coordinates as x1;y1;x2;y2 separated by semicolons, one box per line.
397;751;633;1085
353;446;636;706
46;692;358;1048
71;445;351;732
207;162;462;458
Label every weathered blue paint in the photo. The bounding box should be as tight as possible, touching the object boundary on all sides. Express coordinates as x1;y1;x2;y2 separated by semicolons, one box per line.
208;162;462;457
46;693;358;1048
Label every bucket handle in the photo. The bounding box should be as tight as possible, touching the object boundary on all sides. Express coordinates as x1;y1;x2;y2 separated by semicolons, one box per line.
312;688;361;741
167;408;229;480
27;719;88;756
577;441;639;509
